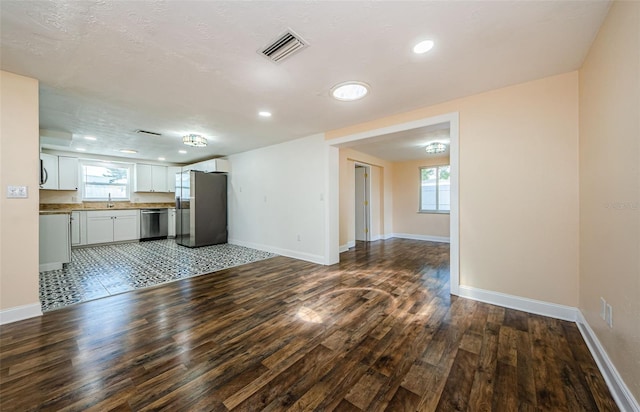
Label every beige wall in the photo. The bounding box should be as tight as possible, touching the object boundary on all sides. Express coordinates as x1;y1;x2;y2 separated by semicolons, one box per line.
329;71;580;307
579;0;640;401
392;157;450;239
0;71;40;311
339;148;393;247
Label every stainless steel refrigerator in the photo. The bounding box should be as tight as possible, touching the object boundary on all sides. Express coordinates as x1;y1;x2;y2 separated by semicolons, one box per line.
175;171;228;247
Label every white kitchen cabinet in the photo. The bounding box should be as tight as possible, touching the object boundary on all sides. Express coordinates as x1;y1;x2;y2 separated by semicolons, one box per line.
135;164;168;192
167;208;176;238
39;153;59;190
86;210;139;244
183;158;229;173
58;156;79;190
71;211;87;246
40;154;79;191
167;166;181;192
39;214;71;271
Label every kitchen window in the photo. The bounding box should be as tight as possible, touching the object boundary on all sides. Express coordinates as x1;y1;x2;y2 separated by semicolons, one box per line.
81;161;131;201
419;165;450;213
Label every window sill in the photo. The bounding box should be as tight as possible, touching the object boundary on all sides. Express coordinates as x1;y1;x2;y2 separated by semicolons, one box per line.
417;210;450;215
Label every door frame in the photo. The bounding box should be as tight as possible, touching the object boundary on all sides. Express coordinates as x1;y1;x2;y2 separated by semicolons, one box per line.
327;112;460;296
354;163;371;242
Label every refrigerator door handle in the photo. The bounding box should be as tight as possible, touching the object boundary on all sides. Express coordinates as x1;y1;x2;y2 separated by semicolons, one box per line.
176;196;181;209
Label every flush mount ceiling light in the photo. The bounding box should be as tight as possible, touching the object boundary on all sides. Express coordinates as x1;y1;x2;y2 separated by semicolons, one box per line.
120;149;137;154
178;150;187;154
331;81;369;101
84;136;97;141
183;134;207;147
413;40;435;54
258;111;272;118
425;142;447;154
76;148;86;151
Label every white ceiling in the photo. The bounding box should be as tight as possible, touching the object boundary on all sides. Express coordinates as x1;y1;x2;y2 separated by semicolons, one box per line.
1;1;610;163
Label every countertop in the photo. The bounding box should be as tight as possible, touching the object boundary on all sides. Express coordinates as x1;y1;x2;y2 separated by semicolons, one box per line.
40;202;175;214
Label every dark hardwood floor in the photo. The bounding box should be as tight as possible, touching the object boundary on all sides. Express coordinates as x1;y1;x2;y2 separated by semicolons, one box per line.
0;239;617;411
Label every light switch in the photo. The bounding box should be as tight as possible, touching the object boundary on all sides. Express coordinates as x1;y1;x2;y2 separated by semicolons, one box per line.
6;185;28;198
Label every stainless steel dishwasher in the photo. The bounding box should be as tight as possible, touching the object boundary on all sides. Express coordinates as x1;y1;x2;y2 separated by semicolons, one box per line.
140;208;168;240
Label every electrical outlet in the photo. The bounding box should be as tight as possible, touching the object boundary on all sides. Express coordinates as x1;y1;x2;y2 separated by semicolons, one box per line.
600;297;607;320
606;304;613;328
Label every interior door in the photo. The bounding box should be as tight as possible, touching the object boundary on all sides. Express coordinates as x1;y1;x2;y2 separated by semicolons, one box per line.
355;166;369;241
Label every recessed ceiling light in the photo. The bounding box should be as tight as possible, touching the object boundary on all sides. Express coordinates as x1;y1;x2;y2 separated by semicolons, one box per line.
258;111;272;117
179;150;187;154
84;136;97;141
158;157;165;161
76;148;86;151
413;40;435;54
331;81;369;101
120;149;137;154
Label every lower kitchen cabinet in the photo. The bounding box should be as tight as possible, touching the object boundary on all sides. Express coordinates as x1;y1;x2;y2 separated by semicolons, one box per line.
39;214;71;271
86;210;139;245
168;208;176;238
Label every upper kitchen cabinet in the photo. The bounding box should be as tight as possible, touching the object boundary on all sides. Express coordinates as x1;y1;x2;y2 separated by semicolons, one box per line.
183;158;230;173
40;153;79;190
167;166;181;192
135;164;168;192
58;156;79;190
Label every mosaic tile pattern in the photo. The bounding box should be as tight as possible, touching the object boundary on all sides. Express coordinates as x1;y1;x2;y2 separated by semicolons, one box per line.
40;240;277;312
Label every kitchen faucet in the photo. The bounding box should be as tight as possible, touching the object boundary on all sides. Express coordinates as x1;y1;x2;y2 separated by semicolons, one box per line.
107;193;114;208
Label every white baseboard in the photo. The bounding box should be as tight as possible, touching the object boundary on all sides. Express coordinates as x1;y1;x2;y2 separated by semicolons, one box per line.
388;233;451;243
456;285;638;411
229;238;326;265
339;244;349;253
576;312;640;412
457;285;578;321
381;233;394;240
0;303;42;325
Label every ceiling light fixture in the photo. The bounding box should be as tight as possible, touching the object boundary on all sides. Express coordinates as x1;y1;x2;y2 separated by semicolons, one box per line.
183;134;207;147
178;150;187;154
331;81;369;101
120;149;138;154
76;148;86;151
258;111;272;117
413;40;435;54
158;157;165;161
425;142;447;154
84;136;97;141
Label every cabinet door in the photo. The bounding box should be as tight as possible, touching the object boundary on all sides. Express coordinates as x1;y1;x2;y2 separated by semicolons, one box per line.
113;215;138;241
167;167;181;192
58;156;79;190
39;214;71;269
40;153;59;190
135;164;153;192
152;165;168;192
70;211;81;245
86;216;114;244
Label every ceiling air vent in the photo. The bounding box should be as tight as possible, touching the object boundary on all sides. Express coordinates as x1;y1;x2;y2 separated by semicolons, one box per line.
259;29;308;63
135;129;162;136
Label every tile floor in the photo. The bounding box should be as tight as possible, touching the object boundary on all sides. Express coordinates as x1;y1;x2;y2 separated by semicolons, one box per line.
39;240;276;312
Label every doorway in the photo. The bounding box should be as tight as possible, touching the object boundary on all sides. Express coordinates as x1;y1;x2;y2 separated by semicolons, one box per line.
354;164;371;241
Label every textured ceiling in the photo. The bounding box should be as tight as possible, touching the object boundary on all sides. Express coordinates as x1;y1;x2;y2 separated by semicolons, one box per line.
0;1;610;163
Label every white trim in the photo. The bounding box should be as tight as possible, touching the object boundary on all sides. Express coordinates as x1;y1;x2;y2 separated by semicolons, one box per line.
381;233;394;240
339;244;349;253
457;285;578;321
39;262;63;272
347;240;356;248
229;239;326;265
0;303;42;325
576;312;640;412
388;233;450;243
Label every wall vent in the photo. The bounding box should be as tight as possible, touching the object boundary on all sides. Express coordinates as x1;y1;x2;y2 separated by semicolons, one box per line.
135;129;162;136
259;29;308;63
